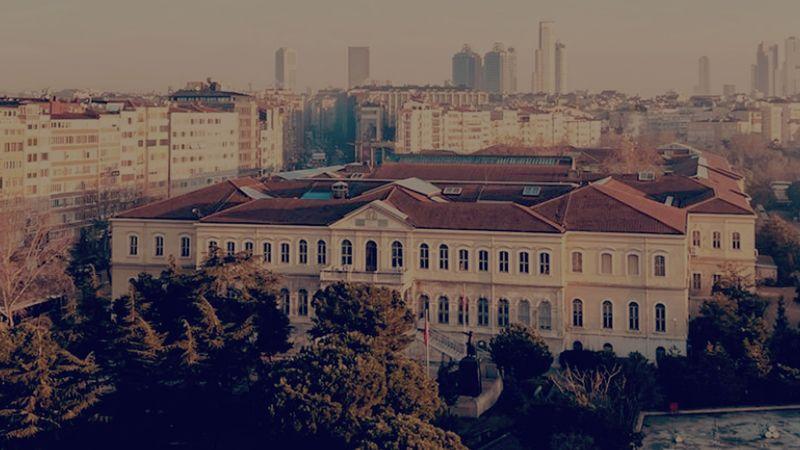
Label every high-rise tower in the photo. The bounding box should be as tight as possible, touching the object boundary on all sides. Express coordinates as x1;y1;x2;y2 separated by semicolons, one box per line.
347;46;370;89
554;41;567;94
275;47;297;91
452;45;482;90
533;21;557;94
696;56;711;95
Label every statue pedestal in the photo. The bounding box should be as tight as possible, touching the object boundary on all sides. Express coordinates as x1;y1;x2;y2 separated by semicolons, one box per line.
458;355;482;397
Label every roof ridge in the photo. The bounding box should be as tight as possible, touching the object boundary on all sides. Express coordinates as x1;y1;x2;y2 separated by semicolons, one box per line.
592;183;685;234
513;203;565;232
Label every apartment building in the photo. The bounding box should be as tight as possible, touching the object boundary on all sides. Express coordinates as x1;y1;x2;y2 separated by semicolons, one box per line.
168;105;238;196
110;146;755;362
258;107;285;173
396;102;601;153
171;81;259;176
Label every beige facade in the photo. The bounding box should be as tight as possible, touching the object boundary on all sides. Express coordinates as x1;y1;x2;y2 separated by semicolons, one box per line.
168;107;238;196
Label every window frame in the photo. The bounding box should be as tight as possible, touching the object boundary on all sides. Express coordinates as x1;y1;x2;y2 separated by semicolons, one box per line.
298;239;308;264
128;234;139;256
628;301;640;331
341;239;353;266
153;234;165;257
518;251;530;274
538;251;551;275
317;240;327;265
600;252;613;275
180;235;191;258
391;241;404;269
655;303;667;332
439;244;449;270
419;243;430;269
654;254;666;277
538;300;552;330
437;296;450;324
498;250;510;273
572;299;583;327
602;300;614;329
571;251;583;273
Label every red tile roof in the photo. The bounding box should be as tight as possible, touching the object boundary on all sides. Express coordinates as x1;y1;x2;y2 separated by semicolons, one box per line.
368;162;577;183
533;179;686;235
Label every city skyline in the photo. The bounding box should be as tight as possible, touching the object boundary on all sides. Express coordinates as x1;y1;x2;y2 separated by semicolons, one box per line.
2;0;800;96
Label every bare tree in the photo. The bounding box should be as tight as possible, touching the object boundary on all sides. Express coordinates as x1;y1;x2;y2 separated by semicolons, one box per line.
549;364;623;409
0;198;73;327
599;134;662;174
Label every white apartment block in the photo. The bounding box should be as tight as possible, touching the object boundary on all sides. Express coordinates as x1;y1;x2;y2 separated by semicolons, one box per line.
396;102;602;153
168;105;239;196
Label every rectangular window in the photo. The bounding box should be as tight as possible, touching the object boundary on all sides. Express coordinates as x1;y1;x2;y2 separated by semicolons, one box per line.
180;236;191;258
129;235;138;256
519;252;529;274
458;249;469;271
601;253;613;274
280;243;290;263
692;273;702;291
439;246;449;270
263;242;272;263
571;252;583;273
478;250;489;272
539;252;551;275
419;244;429;269
499;251;509;273
654;255;666;277
155;236;164;256
712;232;721;249
627;254;640;276
317;241;327;265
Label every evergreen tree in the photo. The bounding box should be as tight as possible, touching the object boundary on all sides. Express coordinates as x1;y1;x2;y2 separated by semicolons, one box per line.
0;317;110;441
311;282;414;352
489;324;554;380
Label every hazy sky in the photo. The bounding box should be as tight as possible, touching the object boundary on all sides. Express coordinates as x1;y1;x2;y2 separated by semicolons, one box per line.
2;0;798;96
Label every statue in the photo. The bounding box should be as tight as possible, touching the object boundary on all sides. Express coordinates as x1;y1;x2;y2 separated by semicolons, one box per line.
457;331;482;397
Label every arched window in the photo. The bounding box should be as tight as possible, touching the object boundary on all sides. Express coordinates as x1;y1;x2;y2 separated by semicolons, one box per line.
656;346;666;360
572;341;583;351
627;253;640;276
692;230;701;247
418;294;430;319
262;242;272;263
438;296;450;324
439;244;449;270
655;303;667;332
518;299;531;326
244;241;254;256
419;243;429;269
458;296;469;325
226;241;236;256
712;231;721;249
539;252;551;275
341;239;353;265
298;289;309;316
732;232;741;250
498;251;509;273
478;250;489;272
317;240;327;265
654;255;666;277
478;297;489;326
459;249;470;271
572;299;583;327
129;234;139;256
365;240;378;271
602;300;613;329
154;235;164;257
497;298;510;327
601;252;613;274
180;236;191;258
280;289;290;316
571;251;583;273
208;240;218;255
538;301;552;330
603;343;614;353
518;251;530;274
628;302;640;330
391;241;403;268
280;242;290;263
298;240;308;264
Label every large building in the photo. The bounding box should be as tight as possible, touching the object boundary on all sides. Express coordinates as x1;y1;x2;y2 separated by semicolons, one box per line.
696;56;711;95
170;81;260;176
533;21;557;94
753;42;780;97
348;46;371;89
554;41;567;95
784;36;800;97
452;45;482;90
483;43;517;94
395;102;602;153
275;47;298;92
109;144;756;362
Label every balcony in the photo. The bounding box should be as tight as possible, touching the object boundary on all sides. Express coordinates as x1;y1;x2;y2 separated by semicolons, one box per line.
320;265;411;287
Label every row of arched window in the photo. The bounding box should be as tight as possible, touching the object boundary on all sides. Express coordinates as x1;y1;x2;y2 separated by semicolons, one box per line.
692;230;741;250
571;299;667;332
418;295;554;330
128;234;192;258
570;251;668;277
418;244;553;275
278;288;310;317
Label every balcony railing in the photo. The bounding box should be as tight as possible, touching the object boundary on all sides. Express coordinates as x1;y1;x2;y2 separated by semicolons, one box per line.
320;265;410;286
